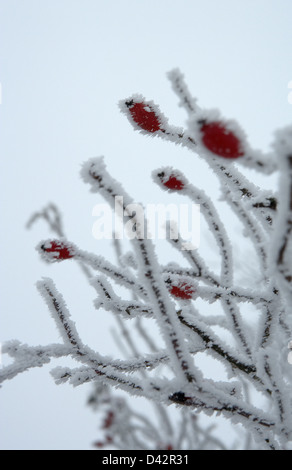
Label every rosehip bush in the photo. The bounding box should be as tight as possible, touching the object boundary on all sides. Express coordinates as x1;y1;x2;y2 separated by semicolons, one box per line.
1;69;292;451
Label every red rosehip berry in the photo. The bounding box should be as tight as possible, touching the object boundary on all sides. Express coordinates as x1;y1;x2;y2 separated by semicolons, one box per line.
40;240;74;261
170;281;195;300
94;441;105;448
103;411;115;429
200;121;244;159
156;171;185;191
163;175;185;190
126;100;161;133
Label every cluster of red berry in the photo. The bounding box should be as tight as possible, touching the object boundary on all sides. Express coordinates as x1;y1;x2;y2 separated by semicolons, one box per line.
126;99;243;159
40;100;243;301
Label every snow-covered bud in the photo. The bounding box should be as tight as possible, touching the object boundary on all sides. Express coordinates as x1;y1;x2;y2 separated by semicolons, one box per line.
37;239;75;262
120;95;167;134
153;167;187;192
199;120;244;159
125;100;161;132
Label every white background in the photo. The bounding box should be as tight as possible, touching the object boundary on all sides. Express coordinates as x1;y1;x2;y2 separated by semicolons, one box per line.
1;0;292;450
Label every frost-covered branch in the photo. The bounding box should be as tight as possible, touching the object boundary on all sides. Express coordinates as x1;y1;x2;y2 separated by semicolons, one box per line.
2;69;292;450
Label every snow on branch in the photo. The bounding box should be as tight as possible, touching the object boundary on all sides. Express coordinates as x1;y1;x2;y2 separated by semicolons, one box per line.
2;69;292;450
271;126;292;297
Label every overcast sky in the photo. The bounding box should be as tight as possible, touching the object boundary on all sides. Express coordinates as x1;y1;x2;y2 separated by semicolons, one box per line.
1;0;292;450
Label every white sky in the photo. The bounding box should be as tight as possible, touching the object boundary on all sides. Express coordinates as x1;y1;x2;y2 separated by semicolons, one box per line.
1;0;292;450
